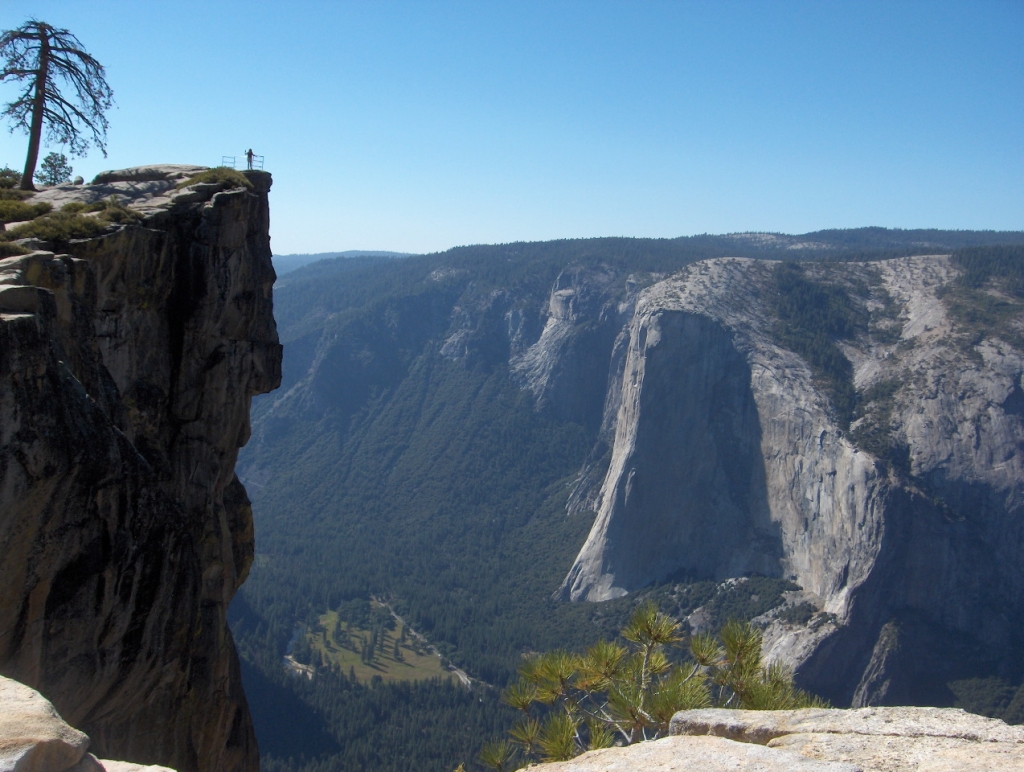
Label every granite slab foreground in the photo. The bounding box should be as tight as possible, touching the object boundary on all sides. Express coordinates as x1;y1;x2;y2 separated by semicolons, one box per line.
528;707;1024;771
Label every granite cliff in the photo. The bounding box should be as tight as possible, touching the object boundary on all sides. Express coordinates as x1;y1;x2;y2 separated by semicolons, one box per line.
557;255;1024;705
0;166;281;772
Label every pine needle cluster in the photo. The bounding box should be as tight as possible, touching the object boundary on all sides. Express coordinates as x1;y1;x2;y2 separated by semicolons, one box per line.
480;602;826;769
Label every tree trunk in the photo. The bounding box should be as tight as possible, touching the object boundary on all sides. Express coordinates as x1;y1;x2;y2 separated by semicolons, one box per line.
20;29;51;191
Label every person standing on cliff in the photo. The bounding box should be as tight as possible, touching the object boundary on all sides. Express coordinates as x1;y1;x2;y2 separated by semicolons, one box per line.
246;148;255;169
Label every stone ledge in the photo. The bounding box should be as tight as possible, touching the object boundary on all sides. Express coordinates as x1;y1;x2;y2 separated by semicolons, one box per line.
666;707;1024;771
524;734;859;771
25;164;269;219
669;706;1024;744
521;707;1024;771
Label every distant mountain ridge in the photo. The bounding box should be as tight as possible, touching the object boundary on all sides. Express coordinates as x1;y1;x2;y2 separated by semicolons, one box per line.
270;229;1024;278
272;250;413;276
722;227;1024;251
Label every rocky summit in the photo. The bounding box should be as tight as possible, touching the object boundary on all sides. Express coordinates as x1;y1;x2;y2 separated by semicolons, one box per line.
0;166;281;772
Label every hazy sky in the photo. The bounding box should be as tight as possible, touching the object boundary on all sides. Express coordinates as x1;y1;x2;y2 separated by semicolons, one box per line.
1;1;1021;254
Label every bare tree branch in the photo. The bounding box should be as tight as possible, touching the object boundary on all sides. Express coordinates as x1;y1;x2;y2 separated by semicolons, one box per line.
0;18;114;188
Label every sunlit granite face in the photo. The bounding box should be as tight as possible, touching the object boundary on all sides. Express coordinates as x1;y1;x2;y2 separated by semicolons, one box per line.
560;256;1024;705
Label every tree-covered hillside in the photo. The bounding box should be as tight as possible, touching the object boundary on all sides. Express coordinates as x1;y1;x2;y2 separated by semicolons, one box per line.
272;250;412;277
231;230;1024;772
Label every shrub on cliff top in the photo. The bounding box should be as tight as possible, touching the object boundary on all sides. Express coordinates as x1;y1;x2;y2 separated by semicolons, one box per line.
0;166;22;188
61;197;127;216
0;241;28;257
91;194;141;223
1;210;108;242
174;166;253;192
0;199;51;224
0;194;143;245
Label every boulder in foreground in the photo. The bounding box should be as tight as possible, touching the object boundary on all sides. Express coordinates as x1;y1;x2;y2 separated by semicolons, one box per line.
0;676;176;772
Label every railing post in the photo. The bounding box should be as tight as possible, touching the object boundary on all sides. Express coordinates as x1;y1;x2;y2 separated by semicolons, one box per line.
224;154;265;170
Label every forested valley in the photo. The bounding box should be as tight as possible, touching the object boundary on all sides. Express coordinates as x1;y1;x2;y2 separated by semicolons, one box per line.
229;230;1024;772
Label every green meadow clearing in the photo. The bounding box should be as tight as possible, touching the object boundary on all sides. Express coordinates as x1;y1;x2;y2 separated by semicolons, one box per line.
304;606;456;686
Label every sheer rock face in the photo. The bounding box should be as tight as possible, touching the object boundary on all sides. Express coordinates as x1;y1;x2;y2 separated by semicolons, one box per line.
0;167;281;772
559;256;1024;704
509;266;630;430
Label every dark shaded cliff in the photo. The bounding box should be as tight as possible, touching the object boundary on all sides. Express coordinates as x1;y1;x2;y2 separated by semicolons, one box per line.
0;166;281;772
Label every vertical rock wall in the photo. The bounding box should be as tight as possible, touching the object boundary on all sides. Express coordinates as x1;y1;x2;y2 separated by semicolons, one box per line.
560;310;784;600
560;256;1024;704
0;167;281;772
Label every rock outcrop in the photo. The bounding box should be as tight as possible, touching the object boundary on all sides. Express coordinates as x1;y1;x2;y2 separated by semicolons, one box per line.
0;675;176;772
558;256;1024;704
530;706;1024;771
0;166;281;772
0;674;89;772
671;706;1024;771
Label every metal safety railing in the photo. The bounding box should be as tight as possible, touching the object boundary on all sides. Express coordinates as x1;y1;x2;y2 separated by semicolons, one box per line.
221;154;265;170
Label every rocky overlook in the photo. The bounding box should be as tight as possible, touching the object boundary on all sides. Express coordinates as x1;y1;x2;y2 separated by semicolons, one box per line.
0;166;281;772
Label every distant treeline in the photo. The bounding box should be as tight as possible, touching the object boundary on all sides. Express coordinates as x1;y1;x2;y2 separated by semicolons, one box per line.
273;250;413;277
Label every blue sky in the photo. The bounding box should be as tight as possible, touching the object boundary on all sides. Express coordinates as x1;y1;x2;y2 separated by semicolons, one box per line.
2;1;1021;254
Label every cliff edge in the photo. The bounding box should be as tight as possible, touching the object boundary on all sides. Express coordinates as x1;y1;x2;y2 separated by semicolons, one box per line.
0;165;281;772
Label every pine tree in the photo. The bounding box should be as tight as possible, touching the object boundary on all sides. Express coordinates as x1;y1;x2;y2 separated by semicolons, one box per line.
491;604;828;769
34;150;70;185
0;20;113;189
